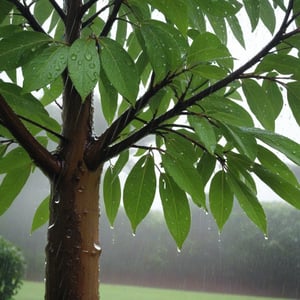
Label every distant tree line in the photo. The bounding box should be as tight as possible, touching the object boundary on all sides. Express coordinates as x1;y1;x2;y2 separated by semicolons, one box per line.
0;202;299;298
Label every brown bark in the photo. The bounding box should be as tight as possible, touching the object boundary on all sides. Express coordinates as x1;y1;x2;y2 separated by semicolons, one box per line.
45;1;103;298
45;164;102;299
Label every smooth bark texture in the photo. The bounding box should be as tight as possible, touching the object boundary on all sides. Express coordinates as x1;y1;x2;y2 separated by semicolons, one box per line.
45;1;103;298
46;165;102;299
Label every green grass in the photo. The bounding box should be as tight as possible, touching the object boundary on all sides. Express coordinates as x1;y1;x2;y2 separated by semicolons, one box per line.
16;281;288;300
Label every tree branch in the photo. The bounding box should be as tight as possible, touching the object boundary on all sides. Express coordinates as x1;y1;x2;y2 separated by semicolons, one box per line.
0;95;61;177
17;114;66;141
49;0;66;23
86;0;295;168
81;0;99;17
85;75;172;169
8;0;46;33
100;0;123;37
82;3;112;29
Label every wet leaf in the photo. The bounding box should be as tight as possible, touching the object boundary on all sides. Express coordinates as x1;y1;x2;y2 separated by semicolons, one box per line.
252;163;300;209
240;127;300;165
124;155;156;232
23;45;68;92
227;173;267;234
242;79;276;131
209;171;234;231
159;173;191;249
100;37;139;104
103;167;121;226
140;20;187;81
0;31;51;70
162;150;206;208
0;166;31;216
189;116;217;154
31;196;50;233
197;152;216;187
68;38;100;100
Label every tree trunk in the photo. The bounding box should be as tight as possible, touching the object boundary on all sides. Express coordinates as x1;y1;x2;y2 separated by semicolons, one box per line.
45;164;102;299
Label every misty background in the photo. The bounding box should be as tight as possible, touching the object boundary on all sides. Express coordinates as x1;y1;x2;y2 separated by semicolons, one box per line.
0;165;300;299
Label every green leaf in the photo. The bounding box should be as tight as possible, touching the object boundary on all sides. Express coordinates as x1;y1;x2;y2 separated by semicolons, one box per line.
260;0;276;33
240;127;300;165
68;38;100;99
243;0;260;31
23;44;68;92
226;15;245;48
188;32;232;69
262;78;283;120
201;96;254;127
220;124;257;161
100;37;139;104
0;1;14;24
99;67;118;124
31;196;50;233
103;167;121;226
159;173;191;249
242;79;276;130
209;171;234;231
40;77;63;106
257;145;298;186
0;81;61;136
113;150;129;178
191;64;228;80
0;31;51;70
252;163;300;209
207;15;227;46
140;20;187;81
147;0;188;34
124;155;156;233
0;166;31;216
256;54;300;79
189;116;217;154
162;150;206;208
227;173;267;233
197;152;216;187
0;147;31;174
287;82;300;126
34;0;55;25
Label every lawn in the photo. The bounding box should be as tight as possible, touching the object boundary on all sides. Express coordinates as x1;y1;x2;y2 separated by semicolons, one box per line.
16;281;289;300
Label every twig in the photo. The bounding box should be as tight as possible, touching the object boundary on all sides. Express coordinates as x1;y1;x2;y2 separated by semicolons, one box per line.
100;0;123;37
82;3;112;29
17;114;65;141
8;0;46;33
49;0;66;23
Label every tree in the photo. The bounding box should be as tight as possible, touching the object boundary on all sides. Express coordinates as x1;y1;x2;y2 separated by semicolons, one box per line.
1;0;300;298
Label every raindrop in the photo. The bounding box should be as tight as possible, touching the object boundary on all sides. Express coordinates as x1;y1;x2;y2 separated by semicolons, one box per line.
93;243;102;252
132;232;136;237
78;60;82;66
218;232;222;242
264;234;269;240
55;65;61;71
54;198;60;204
71;54;77;60
48;223;55;230
177;247;181;253
66;235;71;239
85;53;92;61
110;226;114;230
89;63;95;69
